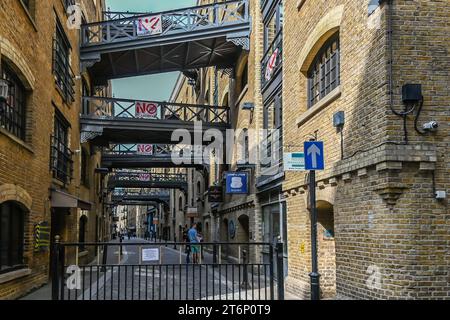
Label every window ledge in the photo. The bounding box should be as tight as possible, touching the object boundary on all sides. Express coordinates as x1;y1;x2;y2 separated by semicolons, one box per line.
18;1;38;32
296;86;341;127
0;128;34;154
0;268;32;284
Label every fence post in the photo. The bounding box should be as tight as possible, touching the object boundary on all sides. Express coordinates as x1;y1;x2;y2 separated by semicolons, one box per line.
241;250;249;289
276;241;285;300
213;242;217;264
269;244;274;300
51;235;61;300
101;244;108;272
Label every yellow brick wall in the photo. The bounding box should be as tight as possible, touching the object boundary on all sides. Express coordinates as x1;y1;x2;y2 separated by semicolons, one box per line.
283;0;449;299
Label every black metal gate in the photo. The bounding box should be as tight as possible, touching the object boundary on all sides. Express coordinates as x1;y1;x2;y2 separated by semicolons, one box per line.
51;239;284;300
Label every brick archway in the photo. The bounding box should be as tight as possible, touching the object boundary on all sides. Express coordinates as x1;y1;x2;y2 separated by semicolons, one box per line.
0;184;32;212
296;5;344;75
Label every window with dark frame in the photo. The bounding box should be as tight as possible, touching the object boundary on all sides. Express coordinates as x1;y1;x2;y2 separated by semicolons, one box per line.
264;0;283;52
53;19;75;104
0;202;25;274
0;62;27;140
51;110;73;183
262;94;283;169
307;34;340;108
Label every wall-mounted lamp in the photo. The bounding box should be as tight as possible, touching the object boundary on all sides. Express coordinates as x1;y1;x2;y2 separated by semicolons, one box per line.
242;102;254;111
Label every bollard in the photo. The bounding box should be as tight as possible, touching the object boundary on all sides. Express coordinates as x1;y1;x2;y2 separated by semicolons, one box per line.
51;235;61;300
276;241;285;300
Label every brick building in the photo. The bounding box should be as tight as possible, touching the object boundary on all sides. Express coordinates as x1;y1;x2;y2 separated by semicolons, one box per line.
282;0;449;299
0;0;108;299
167;0;449;299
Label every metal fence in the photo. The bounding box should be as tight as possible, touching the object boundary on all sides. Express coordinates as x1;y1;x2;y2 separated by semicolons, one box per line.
51;240;284;300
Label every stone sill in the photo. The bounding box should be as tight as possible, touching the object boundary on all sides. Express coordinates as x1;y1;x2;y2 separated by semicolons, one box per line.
296;86;341;127
0;128;34;154
0;268;32;284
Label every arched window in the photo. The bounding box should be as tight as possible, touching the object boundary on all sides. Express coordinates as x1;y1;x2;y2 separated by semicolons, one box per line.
307;33;340;108
0;201;25;272
0;61;27;140
79;215;88;251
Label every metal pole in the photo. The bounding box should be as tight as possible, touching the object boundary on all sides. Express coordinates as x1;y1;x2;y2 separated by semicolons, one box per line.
51;235;60;300
276;241;285;300
309;170;321;300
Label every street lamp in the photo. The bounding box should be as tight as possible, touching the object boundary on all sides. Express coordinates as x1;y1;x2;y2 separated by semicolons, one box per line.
0;78;9;102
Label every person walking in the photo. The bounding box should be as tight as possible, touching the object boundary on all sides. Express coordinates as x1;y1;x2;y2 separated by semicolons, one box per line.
188;223;200;264
182;226;191;264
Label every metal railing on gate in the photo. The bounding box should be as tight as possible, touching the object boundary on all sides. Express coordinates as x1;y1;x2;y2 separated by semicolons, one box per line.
51;238;284;301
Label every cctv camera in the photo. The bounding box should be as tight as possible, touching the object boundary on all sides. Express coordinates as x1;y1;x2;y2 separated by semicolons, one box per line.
423;121;438;131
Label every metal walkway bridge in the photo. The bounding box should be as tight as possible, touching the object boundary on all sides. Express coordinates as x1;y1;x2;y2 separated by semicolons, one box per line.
80;0;250;85
101;144;208;169
81;96;230;145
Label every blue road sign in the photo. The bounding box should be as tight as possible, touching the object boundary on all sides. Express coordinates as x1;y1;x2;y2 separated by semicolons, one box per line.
304;141;325;170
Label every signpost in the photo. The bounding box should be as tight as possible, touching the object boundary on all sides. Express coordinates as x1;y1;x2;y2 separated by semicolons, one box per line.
304;141;325;300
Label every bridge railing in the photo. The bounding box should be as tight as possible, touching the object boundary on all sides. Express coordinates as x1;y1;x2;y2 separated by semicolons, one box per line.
109;172;187;183
82;0;249;47
104;144;188;156
111;189;170;197
82;96;229;125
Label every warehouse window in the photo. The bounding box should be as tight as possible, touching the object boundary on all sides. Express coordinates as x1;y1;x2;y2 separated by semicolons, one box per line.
307;33;340;108
53;19;75;104
0;62;27;140
51;110;73;183
0;202;25;274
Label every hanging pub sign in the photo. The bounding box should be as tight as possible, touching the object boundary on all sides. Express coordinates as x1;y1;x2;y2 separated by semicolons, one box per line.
137;144;154;155
208;186;223;203
135;101;159;119
136;15;163;36
34;221;50;252
265;48;279;81
225;172;249;194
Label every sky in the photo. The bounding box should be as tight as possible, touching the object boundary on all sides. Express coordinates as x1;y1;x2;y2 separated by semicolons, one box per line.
106;0;197;101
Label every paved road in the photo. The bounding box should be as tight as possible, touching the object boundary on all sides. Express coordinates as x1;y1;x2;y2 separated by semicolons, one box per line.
60;239;273;301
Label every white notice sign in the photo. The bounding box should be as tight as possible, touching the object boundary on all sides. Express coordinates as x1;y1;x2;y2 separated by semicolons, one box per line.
142;248;160;262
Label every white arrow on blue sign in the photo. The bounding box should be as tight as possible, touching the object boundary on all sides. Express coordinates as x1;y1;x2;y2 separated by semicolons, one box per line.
304;141;325;170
